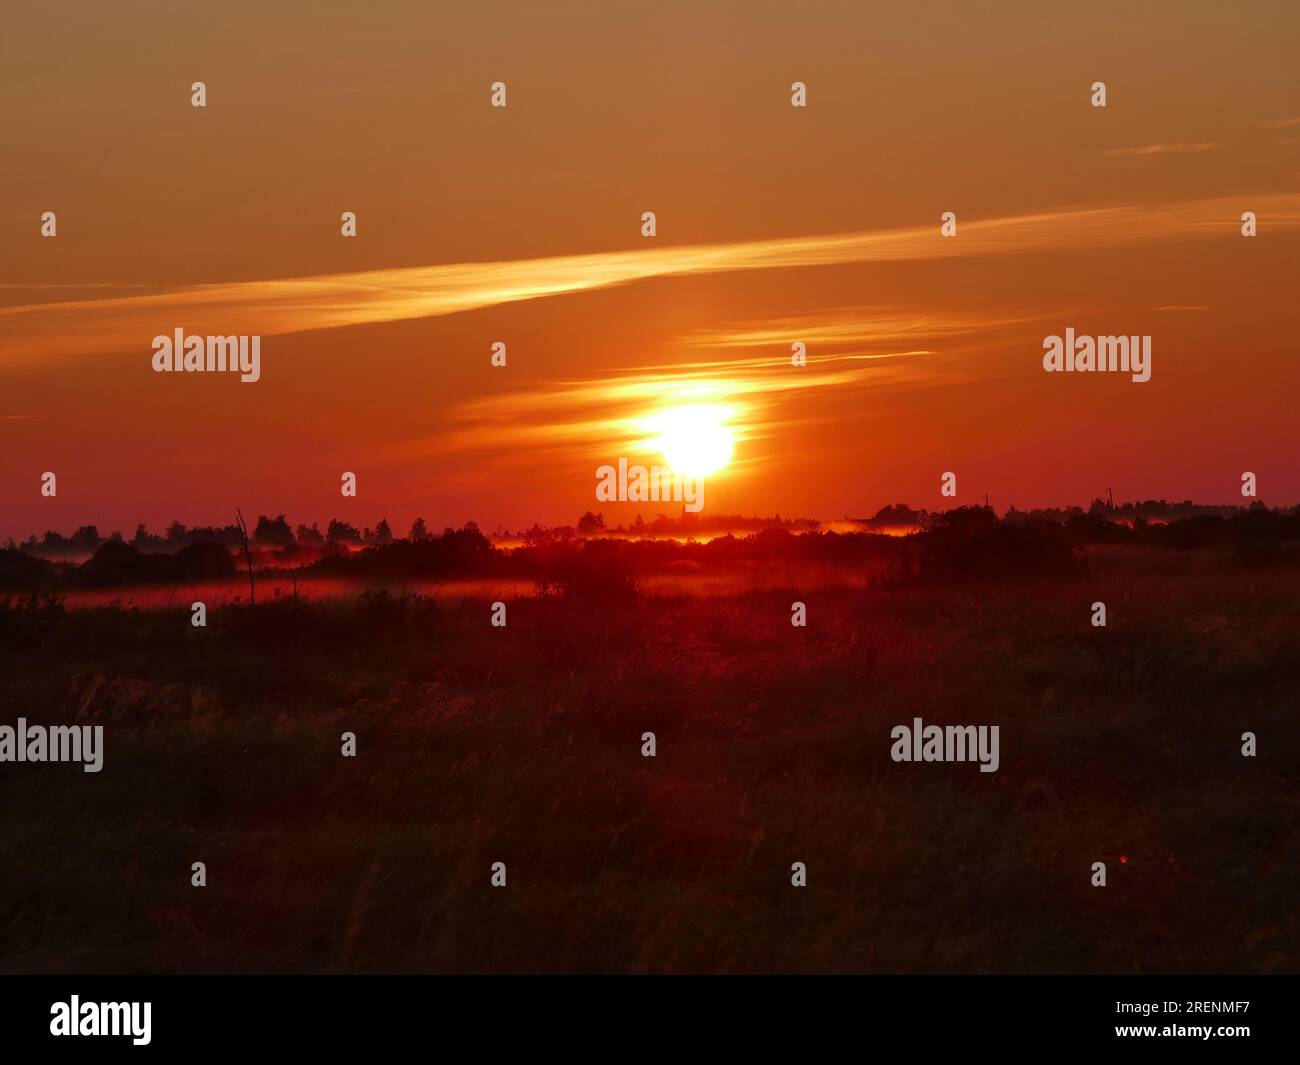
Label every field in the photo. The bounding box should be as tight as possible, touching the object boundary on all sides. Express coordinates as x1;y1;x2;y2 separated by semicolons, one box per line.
1;542;1296;974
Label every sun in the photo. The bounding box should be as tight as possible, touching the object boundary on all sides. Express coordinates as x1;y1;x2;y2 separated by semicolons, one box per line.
646;404;735;478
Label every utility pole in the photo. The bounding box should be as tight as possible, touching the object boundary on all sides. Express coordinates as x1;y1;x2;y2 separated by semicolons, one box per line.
1107;487;1114;511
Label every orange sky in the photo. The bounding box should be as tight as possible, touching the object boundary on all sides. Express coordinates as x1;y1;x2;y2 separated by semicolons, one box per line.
3;1;1299;538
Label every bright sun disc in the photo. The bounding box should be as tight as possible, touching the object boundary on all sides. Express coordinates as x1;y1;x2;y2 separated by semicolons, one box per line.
649;405;735;477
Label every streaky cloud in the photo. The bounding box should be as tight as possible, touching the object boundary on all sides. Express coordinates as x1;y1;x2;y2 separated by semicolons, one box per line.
1104;142;1217;157
3;192;1298;363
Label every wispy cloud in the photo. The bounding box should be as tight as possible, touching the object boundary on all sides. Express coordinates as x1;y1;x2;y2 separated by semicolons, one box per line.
391;352;939;472
3;192;1298;364
1257;116;1300;129
684;307;1037;351
1104;142;1218;157
0;283;155;290
389;305;1018;470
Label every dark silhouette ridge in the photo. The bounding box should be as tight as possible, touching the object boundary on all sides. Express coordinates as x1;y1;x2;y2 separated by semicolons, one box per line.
3;504;1298;592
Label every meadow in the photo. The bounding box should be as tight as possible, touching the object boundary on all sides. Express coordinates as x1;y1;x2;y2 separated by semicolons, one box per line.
0;531;1296;973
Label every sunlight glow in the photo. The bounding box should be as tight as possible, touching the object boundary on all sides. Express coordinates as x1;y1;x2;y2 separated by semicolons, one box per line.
644;404;736;477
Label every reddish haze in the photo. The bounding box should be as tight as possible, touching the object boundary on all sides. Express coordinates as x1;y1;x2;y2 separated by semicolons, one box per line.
3;2;1299;538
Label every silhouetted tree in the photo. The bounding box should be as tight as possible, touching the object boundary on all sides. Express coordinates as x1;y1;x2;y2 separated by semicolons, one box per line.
577;511;606;535
327;519;362;543
253;514;294;546
295;522;325;545
69;525;101;549
864;503;926;529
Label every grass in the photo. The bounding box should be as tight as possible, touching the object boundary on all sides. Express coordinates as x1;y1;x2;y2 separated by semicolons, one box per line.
0;548;1296;973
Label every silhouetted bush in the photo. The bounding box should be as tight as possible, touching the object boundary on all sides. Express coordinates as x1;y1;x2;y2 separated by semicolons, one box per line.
0;548;58;590
896;507;1079;583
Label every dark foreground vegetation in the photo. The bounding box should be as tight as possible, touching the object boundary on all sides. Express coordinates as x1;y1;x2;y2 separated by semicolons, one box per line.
0;509;1296;973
